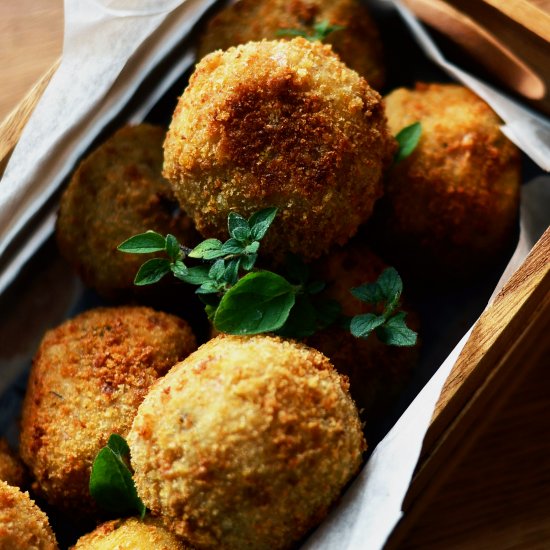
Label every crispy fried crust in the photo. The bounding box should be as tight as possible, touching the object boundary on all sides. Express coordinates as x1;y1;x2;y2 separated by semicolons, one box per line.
71;517;188;550
197;0;385;89
379;83;521;278
164;39;394;263
307;240;420;422
0;481;58;550
56;124;200;298
128;335;365;550
0;439;27;489
19;306;196;517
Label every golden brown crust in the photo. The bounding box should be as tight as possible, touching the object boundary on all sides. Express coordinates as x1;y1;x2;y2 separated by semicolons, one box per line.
0;439;27;489
197;0;385;89
19;306;197;517
71;517;189;550
56;124;200;299
0;481;58;550
164;39;394;263
378;83;521;278
307;240;420;422
129;334;365;550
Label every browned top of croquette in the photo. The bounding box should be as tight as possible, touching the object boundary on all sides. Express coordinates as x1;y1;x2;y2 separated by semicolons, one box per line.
383;83;520;263
129;334;365;550
19;306;196;516
56;124;199;298
197;0;385;89
164;39;393;262
71;517;189;550
0;481;58;550
0;439;26;489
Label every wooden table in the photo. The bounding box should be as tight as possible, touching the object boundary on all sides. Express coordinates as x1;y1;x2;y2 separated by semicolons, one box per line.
3;2;550;549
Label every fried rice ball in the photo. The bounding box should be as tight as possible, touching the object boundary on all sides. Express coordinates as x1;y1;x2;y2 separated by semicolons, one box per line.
0;439;27;488
128;334;365;550
19;306;197;517
0;480;58;550
164;38;394;263
197;0;385;89
378;83;521;278
71;517;189;550
57;124;200;299
307;240;419;423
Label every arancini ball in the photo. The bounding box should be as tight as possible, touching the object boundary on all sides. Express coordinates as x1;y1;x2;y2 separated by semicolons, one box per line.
19;306;196;517
0;480;58;550
56;124;200;299
128;334;365;550
378;83;521;279
71;517;189;550
197;0;385;89
164;38;394;263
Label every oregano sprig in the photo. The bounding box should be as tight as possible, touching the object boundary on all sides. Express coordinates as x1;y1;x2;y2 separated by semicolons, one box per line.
394;122;422;163
277;19;345;42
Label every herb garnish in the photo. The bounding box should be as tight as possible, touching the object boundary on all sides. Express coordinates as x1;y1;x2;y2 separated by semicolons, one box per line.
277;20;345;42
89;434;145;518
118;208;416;345
394;122;422;163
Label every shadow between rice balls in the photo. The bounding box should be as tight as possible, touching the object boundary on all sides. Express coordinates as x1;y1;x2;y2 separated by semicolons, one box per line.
128;334;365;550
19;306;197;518
196;0;386;90
373;83;521;281
56;124;200;300
164;38;395;263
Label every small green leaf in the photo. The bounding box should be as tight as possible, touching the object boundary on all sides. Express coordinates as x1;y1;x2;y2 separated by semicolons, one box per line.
209;259;226;281
249;207;278;240
276;295;317;338
241;254;258;271
214;271;295;335
228;212;250;242
177;265;211;285
377;267;403;312
351;282;383;304
118;231;166;254
222;238;245;255
312;20;345;41
395;122;422;163
224;259;241;285
196;280;223;295
89;435;145;518
244;241;260;254
376;312;418;346
171;260;188;279
165;234;180;260
350;313;386;338
134;258;171;286
188;239;223;259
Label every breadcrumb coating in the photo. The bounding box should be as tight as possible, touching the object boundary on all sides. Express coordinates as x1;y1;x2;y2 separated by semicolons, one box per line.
0;439;26;489
19;306;196;517
164;38;394;262
71;517;189;550
197;0;385;89
128;334;365;550
0;480;58;550
379;83;521;278
57;124;200;299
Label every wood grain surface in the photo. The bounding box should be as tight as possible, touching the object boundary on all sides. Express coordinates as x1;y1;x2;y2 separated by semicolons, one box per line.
2;2;550;549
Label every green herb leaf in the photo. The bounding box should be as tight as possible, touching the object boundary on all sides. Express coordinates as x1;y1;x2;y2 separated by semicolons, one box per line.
134;258;171;286
176;265;211;285
214;271;295;335
241;253;258;271
228;212;250;242
165;234;181;260
312;20;345;41
350;313;386;338
188;239;224;260
351;282;384;304
89;434;145;518
196;280;223;295
394;122;422;163
222;238;245;255
249;207;278;240
224;259;241;285
351;267;402;311
170;260;188;279
376;312;418;346
118;231;166;254
244;241;260;254
276;295;317;338
209;259;226;281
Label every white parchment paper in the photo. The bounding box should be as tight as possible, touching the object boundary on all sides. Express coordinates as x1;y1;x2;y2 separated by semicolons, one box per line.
0;1;549;548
